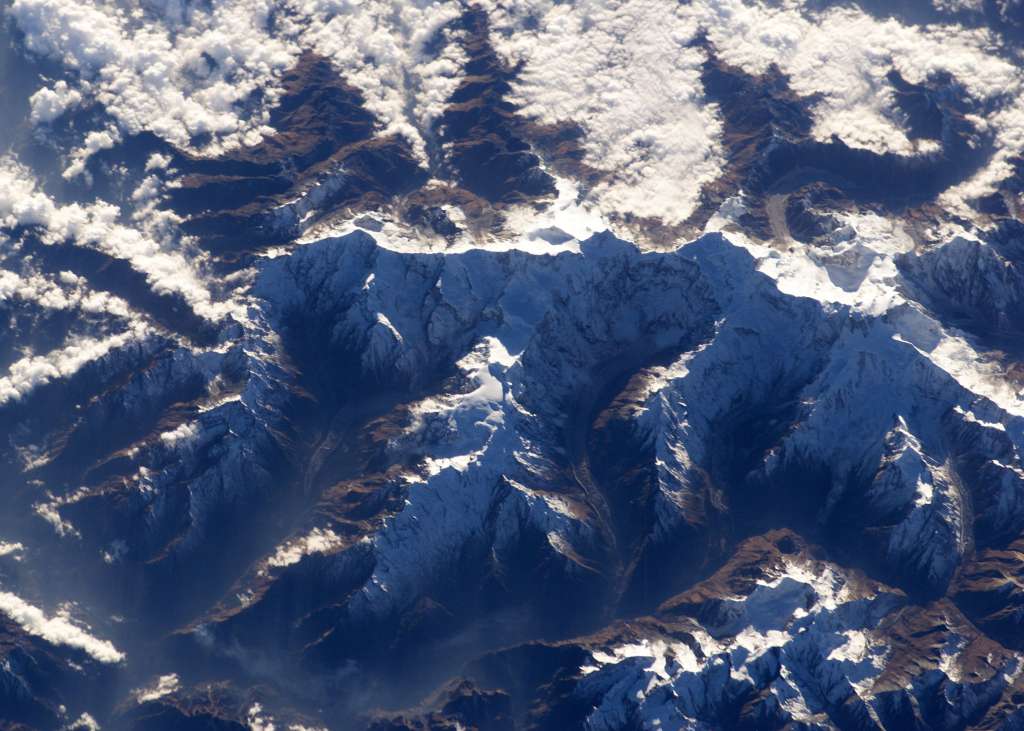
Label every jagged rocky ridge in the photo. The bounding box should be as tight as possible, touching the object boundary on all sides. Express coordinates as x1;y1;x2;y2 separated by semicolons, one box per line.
2;214;1024;727
93;222;1023;725
450;530;1024;730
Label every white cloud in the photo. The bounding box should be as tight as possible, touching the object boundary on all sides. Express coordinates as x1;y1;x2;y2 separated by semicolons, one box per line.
9;0;471;164
0;324;149;405
9;0;1024;229
34;500;79;538
159;421;198;446
247;703;275;731
101;539;128;565
65;713;101;731
133;673;180;703
0;267;134;319
483;0;1024;219
485;0;722;225
679;0;1024;209
0;591;125;663
144;152;172;172
265;527;344;569
9;0;296;152
0;156;238;320
687;2;1018;154
29;80;83;124
279;0;467;161
933;0;986;11
0;542;24;559
63;126;121;180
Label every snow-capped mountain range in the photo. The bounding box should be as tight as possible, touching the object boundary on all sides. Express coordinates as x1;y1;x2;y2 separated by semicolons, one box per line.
3;1;1024;729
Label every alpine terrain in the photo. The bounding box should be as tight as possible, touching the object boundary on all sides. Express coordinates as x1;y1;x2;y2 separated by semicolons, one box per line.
3;0;1024;729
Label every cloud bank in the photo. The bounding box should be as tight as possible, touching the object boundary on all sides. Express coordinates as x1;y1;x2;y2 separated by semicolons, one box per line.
0;156;235;320
485;0;1024;221
0;591;125;663
0;325;149;405
7;0;1024;230
11;0;296;151
487;0;724;225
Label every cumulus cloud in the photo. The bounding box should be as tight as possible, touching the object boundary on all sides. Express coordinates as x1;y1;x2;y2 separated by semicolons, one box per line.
247;703;276;731
0;156;237;320
144;152;172;172
133;673;180;703
486;0;722;225
933;0;986;12
0;591;125;663
0;541;24;559
683;1;1020;155
34;500;79;538
0;324;149;405
679;0;1024;212
159;421;198;446
9;0;1024;228
278;0;468;161
266;527;344;569
9;0;296;152
482;0;1024;220
33;486;97;538
29;80;82;124
65;713;101;731
0;267;134;319
63;126;122;180
8;0;471;164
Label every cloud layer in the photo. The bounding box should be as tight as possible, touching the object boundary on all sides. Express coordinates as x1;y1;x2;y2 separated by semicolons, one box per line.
487;0;723;225
10;0;1024;223
0;324;149;405
0;591;125;663
11;0;295;150
0;156;235;320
